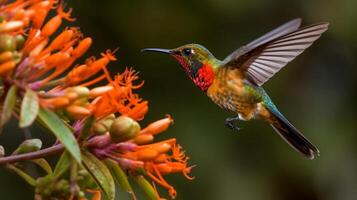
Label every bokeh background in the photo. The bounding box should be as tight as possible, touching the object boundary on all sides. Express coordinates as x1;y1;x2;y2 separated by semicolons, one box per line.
1;0;357;199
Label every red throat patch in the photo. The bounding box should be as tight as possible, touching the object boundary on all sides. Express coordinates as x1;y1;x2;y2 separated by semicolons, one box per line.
172;54;214;92
193;64;215;92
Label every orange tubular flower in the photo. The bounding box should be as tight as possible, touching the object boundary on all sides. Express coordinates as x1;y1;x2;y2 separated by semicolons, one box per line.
89;67;148;120
1;0;193;199
89;116;194;199
0;0;142;118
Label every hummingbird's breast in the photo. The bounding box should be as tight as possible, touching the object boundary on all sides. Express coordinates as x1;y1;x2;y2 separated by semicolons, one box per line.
207;67;260;120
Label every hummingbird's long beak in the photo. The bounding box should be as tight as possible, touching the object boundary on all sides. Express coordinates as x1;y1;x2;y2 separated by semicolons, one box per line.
141;48;172;54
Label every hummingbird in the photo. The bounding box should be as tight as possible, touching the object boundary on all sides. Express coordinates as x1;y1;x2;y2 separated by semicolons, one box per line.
142;18;329;159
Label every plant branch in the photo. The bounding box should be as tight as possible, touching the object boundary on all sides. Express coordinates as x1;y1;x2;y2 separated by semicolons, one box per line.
0;144;65;165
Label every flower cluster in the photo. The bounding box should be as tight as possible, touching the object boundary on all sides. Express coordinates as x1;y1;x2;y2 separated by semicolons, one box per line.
87;115;193;199
0;0;193;199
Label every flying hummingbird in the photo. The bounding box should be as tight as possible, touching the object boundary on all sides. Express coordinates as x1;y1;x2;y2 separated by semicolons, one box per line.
142;18;329;159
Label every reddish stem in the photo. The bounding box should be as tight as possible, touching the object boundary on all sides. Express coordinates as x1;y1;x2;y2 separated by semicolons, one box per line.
0;144;64;165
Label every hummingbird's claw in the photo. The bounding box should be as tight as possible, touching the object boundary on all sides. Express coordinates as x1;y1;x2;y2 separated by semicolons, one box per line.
225;116;241;131
225;121;241;131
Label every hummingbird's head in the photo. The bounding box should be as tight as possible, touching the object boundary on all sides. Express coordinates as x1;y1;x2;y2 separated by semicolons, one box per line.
142;44;219;91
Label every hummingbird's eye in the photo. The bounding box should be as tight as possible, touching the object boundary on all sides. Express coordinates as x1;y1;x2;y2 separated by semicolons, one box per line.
182;48;193;56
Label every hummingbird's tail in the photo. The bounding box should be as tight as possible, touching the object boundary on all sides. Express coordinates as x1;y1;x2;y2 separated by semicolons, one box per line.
260;104;319;159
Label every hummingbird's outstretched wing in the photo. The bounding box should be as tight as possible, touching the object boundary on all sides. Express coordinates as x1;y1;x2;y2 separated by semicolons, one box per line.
223;19;329;86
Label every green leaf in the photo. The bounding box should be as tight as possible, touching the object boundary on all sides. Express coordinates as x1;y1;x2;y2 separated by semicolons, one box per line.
0;85;17;127
134;175;157;200
31;159;53;175
82;151;115;200
38;108;81;163
7;164;36;186
105;159;136;198
78;116;95;142
53;151;71;178
20;88;39;128
12;139;42;155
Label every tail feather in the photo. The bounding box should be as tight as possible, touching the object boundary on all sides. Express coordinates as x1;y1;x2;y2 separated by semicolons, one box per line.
266;107;319;159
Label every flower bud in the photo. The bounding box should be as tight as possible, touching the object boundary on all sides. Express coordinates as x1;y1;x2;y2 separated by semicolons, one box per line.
64;91;79;100
71;97;88;106
133;134;154;145
0;51;13;63
93;114;115;135
0;21;23;33
0;60;16;75
0;34;16;52
110;115;140;142
66;105;91;119
15;35;25;50
13;139;42;155
42;96;70;108
78;191;85;198
86;134;112;148
89;85;113;97
139;115;173;135
65;86;90;98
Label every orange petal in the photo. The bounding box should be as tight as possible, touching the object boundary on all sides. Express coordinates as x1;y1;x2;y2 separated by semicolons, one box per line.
137;148;159;161
72;37;92;58
44;29;74;53
42;97;70;108
0;60;16;76
45;52;70;67
139;115;173;135
0;21;24;33
0;51;14;63
66;105;91;117
89;85;113;97
133;134;154;145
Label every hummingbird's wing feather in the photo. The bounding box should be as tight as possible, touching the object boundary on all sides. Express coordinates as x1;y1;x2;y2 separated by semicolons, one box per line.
245;18;302;51
224;21;329;86
223;18;301;64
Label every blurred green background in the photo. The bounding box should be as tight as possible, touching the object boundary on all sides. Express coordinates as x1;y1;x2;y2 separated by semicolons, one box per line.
1;0;357;199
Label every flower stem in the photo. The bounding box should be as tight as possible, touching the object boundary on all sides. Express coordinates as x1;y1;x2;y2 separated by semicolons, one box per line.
0;144;65;165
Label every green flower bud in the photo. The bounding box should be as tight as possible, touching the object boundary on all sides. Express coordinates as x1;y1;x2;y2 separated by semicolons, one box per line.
93;114;115;135
71;86;90;97
13;139;42;155
78;191;85;198
0;34;16;52
110;115;140;142
15;35;25;50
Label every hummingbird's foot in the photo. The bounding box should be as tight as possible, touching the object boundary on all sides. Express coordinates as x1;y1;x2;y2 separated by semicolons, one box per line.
225;116;241;131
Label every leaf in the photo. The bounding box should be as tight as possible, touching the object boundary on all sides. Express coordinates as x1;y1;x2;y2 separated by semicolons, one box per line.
53;151;71;178
105;159;136;198
20;88;39;128
12;138;42;155
31;159;53;175
0;85;17;127
82;151;115;200
7;164;36;186
134;175;157;200
38;108;81;163
78;116;95;142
